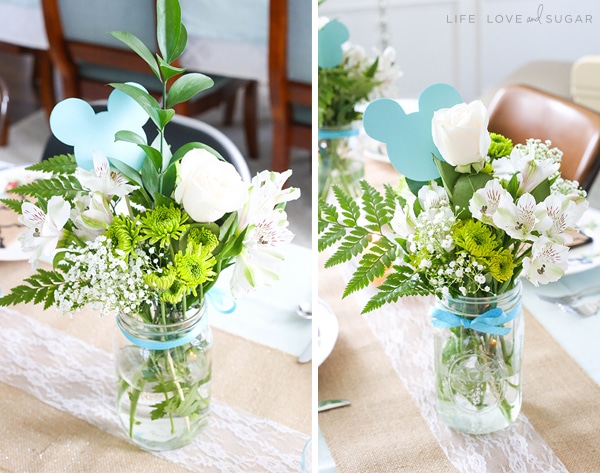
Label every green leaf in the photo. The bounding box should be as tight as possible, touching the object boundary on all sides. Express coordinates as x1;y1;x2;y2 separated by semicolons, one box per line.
167;73;214;108
433;155;460;199
362;267;428;313
360;180;393;231
26;154;77;175
318;224;346;252
332;185;360;225
109;158;143;186
157;0;182;63
11;175;84;200
139;145;163;173
172;23;188;62
115;130;147;146
141;155;159;198
530;178;552;203
453;173;492;216
342;240;398;297
109;30;161;78
157;55;186;81
0;268;65;310
109;83;161;127
0;198;24;214
324;227;370;267
156;108;176;129
160;162;178;197
404;177;429;197
168;142;225;167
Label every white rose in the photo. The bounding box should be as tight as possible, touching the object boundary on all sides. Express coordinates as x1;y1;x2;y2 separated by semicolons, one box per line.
174;149;249;222
431;100;491;168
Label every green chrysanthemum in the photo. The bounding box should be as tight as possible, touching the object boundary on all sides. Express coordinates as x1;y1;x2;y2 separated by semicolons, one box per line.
488;133;513;159
175;251;217;294
160;281;186;304
186;227;219;255
486;249;516;283
453;220;499;257
106;215;142;258
140;205;189;247
144;267;177;291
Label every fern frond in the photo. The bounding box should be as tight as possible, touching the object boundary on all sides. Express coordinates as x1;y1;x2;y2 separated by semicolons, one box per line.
318;199;339;224
342;239;399;297
332;185;360;225
318;223;346;252
324;227;370;267
0;198;24;214
360;180;393;231
11;175;83;200
0;269;64;310
362;268;429;313
26;154;77;175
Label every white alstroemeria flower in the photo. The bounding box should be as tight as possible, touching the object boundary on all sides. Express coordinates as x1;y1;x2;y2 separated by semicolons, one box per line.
543;193;588;244
343;43;370;75
492;144;560;194
75;151;138;199
390;202;416;238
522;236;569;286
469;179;510;224
369;46;402;101
551;176;589;221
18;196;70;267
418;181;448;210
230;170;300;297
493;193;551;241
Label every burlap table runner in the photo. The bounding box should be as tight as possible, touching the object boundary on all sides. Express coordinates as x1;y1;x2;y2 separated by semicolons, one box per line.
318;159;600;472
0;260;310;472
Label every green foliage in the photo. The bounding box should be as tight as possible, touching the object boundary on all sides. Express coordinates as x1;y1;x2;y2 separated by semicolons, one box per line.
0;269;65;310
27;154;77;175
10;175;84;201
318;57;382;127
0;198;24;214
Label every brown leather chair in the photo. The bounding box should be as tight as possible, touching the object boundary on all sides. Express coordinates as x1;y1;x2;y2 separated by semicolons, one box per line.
268;0;312;172
488;83;600;192
0;74;8;146
40;0;259;158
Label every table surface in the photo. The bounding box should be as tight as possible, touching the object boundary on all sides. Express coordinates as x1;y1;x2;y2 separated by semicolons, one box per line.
0;241;311;472
0;0;268;82
318;157;600;473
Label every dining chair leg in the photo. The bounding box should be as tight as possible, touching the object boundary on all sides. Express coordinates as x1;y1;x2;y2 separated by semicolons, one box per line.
33;50;56;120
223;91;236;127
0;75;9;147
270;120;290;172
243;80;259;159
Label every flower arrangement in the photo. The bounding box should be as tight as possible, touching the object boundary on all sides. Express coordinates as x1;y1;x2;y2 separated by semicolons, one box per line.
319;99;587;310
319;90;588;432
318;12;402;200
0;0;299;448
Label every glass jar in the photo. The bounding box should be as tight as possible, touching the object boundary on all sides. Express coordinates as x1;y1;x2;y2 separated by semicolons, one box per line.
318;125;363;200
432;283;524;434
114;303;213;450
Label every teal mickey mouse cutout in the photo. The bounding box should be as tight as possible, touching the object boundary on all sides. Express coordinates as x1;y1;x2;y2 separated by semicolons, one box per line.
318;19;349;69
49;83;150;171
363;83;463;182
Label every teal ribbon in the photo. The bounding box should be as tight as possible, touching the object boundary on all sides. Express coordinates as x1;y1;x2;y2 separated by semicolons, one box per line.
318;128;359;139
117;288;237;350
429;304;521;336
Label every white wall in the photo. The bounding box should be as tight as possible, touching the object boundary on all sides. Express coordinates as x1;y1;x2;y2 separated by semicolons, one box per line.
320;0;600;101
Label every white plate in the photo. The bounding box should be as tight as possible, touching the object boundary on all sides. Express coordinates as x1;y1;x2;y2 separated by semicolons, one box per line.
0;165;45;262
317;299;339;366
566;208;600;275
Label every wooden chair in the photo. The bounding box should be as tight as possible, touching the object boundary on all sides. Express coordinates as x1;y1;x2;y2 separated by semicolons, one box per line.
488;83;600;192
268;0;312;172
40;0;259;158
0;74;8;146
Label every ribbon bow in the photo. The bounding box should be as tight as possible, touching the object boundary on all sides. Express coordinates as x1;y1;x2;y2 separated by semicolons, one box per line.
429;304;521;336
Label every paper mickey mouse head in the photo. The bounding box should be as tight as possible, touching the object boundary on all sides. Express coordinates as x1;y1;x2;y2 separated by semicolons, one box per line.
318;19;350;69
49;83;150;171
363;83;463;181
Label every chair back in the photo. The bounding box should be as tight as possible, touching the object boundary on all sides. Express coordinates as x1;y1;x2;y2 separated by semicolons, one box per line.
42;103;252;183
488;83;600;191
268;0;312;171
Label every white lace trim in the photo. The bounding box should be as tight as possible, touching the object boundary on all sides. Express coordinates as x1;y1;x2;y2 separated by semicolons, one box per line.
340;265;567;473
0;308;307;473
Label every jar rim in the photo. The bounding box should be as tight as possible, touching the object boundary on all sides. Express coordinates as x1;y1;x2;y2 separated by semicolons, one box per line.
117;302;206;333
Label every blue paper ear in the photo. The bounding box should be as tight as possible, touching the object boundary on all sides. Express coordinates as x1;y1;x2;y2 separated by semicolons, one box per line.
49;83;150;171
318;20;349;69
363;83;463;182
